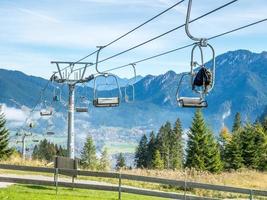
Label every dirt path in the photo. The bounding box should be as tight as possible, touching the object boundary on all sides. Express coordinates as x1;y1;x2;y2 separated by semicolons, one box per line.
0;173;115;186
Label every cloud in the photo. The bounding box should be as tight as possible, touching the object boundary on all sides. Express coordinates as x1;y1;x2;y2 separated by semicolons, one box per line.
2;104;28;124
0;0;266;79
79;0;165;7
17;8;60;23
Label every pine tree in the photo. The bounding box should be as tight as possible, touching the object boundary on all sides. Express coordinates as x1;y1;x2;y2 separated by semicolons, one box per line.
135;134;148;168
186;110;207;170
169;119;183;170
186;109;222;172
152;150;164;170
0;114;13;160
262;116;267;132
147;132;156;169
219;127;232;147
239;123;266;169
80;135;98;170
219;126;232;168
32;140;67;161
204;130;223;173
224;131;243;170
116;153;126;170
156;122;172;169
99;148;110;171
32;145;38;160
57;145;67;157
232;112;242;132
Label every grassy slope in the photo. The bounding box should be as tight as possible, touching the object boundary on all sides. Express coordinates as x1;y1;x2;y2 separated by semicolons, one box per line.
0;185;166;200
1;157;267;199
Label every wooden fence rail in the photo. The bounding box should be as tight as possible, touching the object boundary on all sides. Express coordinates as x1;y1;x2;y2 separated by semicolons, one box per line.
0;164;266;200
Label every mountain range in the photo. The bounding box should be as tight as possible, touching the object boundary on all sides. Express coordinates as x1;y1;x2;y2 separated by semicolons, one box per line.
1;49;267;155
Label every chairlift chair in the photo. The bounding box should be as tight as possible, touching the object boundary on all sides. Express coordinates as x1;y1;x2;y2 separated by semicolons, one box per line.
40;109;53;116
53;86;61;102
29;122;35;128
32;139;39;143
124;64;136;103
176;0;215;108
46;131;55;136
93;46;121;108
76;94;89;112
125;85;135;103
75;107;88;112
40;100;53;116
76;83;89;113
93;74;121;107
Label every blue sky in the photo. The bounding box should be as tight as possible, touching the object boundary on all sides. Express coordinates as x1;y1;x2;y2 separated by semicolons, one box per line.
0;0;266;79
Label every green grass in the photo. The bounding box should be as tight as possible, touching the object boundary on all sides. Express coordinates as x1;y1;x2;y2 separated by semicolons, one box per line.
0;184;167;200
105;142;137;154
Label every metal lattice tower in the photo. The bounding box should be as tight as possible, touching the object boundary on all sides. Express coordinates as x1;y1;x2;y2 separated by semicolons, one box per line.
51;61;93;159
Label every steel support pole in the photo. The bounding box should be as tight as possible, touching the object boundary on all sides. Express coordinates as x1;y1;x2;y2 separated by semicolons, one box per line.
22;135;26;160
68;84;75;159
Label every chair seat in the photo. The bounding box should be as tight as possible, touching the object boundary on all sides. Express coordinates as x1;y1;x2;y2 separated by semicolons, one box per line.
177;97;208;108
40;110;53;116
75;107;88;113
93;97;120;107
47;132;55;135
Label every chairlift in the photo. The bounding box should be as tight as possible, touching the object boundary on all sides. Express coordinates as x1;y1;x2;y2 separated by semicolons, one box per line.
45;119;56;136
124;64;136;103
32;139;39;143
40;98;53;116
76;94;89;113
53;86;61;102
93;46;121;107
46;131;55;136
29;122;35;128
176;0;215;108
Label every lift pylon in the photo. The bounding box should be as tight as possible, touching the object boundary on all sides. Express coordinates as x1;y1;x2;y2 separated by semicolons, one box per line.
51;61;94;159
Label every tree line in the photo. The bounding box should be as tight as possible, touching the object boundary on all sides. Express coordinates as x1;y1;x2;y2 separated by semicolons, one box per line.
135;110;267;172
0;109;266;173
32;139;67;162
135;119;183;170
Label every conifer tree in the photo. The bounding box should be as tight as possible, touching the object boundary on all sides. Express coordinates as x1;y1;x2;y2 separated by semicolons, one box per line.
204;130;223;173
147;132;156;169
135;134;148;168
99;148;110;171
186;110;207;170
239;123;266;169
116;153;126;170
224;131;243;170
262;116;267;132
152;150;164;170
232;112;242;132
0;114;13;160
80;135;98;169
219;126;232;168
186;109;222;172
32;145;38;160
156;122;172;169
169;119;183;169
32;140;67;161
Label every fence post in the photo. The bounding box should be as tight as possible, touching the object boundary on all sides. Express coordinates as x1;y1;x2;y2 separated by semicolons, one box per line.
118;172;122;200
184;171;187;200
55;168;59;195
249;190;253;200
